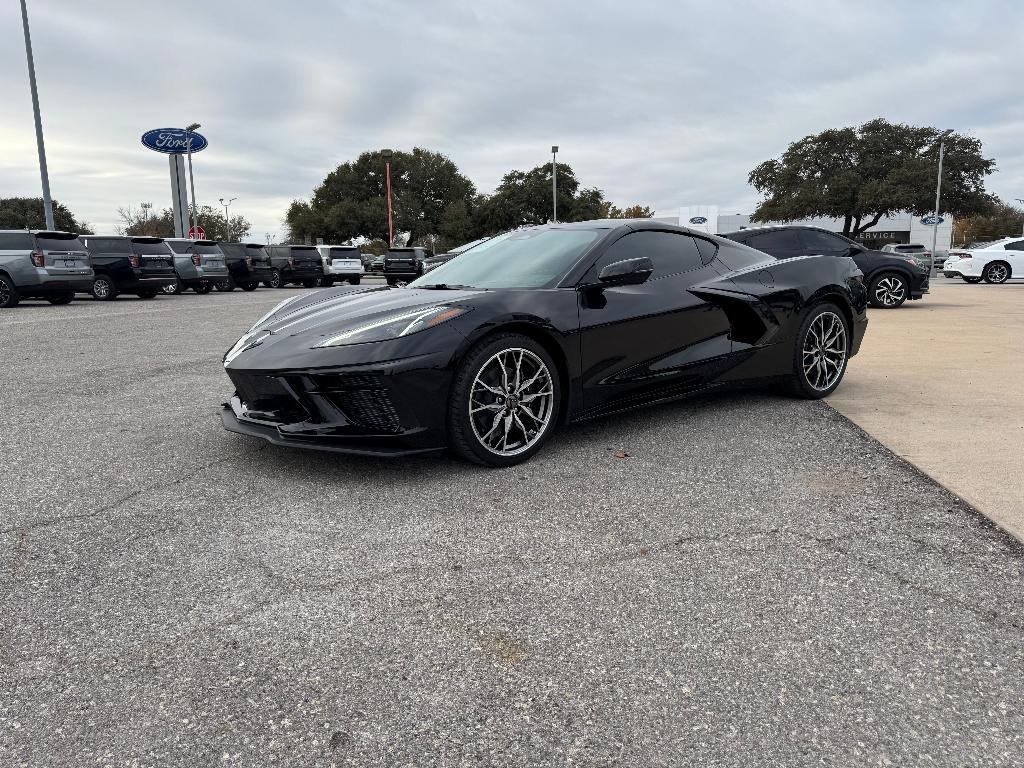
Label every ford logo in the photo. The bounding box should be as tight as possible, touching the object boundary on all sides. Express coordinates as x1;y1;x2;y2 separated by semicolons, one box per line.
921;215;944;225
689;216;708;225
141;128;208;155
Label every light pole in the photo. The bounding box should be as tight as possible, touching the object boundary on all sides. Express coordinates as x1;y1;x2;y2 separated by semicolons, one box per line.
19;0;54;230
140;202;152;222
929;129;953;275
551;145;559;223
185;122;201;237
219;197;237;240
381;149;394;247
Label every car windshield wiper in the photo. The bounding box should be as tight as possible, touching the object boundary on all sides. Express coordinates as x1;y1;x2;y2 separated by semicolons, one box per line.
415;283;474;290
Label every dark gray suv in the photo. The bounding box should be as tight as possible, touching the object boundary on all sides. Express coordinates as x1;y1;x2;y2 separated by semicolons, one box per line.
0;230;93;308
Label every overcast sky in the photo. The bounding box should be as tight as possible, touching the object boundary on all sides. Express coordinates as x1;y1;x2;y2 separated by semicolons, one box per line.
1;0;1021;239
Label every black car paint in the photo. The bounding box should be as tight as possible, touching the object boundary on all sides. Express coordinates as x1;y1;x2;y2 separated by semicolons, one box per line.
265;245;324;285
721;226;929;300
81;236;176;294
219;243;272;287
383;247;434;282
222;222;868;457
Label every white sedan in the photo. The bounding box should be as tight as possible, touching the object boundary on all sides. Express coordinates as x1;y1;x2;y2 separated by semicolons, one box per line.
943;237;1024;284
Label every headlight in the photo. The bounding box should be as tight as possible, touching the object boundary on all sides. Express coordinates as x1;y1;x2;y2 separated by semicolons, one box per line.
315;305;468;348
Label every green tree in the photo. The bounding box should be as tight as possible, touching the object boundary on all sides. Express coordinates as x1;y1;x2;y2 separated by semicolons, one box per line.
475;163;609;234
599;201;653;219
0;197;93;233
748;119;996;237
954;199;1024;246
116;205;250;241
288;148;477;246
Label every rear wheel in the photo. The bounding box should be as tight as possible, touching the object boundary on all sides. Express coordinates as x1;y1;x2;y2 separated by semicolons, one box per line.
447;333;561;467
161;278;183;295
267;269;284;289
868;272;907;308
193;282;213;294
46;291;74;305
983;261;1010;284
0;275;19;308
349;276;361;285
91;274;118;301
214;278;234;292
785;302;850;399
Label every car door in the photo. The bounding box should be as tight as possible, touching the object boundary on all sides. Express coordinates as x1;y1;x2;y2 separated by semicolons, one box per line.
1002;240;1024;275
577;230;733;415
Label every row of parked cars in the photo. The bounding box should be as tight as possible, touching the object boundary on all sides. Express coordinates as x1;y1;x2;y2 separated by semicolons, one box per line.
0;231;371;307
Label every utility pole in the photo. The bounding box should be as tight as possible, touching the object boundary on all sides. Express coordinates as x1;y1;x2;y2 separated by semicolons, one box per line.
1016;199;1024;238
20;0;54;230
551;146;559;223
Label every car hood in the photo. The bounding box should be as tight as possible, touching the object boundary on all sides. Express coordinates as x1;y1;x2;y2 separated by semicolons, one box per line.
250;285;481;340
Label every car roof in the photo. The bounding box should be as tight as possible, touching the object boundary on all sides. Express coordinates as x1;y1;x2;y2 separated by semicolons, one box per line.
166;238;218;245
719;223;837;237
15;230;79;237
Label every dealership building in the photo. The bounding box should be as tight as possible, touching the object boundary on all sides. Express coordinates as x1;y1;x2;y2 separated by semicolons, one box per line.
652;206;954;252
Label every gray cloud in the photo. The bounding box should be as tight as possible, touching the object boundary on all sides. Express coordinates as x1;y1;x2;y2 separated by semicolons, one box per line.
1;0;1021;238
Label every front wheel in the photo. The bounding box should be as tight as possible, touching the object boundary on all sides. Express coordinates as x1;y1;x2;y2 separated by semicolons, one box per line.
447;333;561;467
785;303;850;399
161;278;183;295
267;269;283;289
90;274;118;301
214;278;234;292
983;262;1010;284
47;291;74;305
868;273;907;308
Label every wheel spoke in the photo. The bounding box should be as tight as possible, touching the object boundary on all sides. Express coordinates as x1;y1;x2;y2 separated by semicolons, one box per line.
469;347;555;457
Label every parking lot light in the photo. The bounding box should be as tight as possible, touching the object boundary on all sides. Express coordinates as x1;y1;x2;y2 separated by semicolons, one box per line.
219;197;237;240
929;129;953;275
19;0;54;230
381;149;394;247
551;145;559;224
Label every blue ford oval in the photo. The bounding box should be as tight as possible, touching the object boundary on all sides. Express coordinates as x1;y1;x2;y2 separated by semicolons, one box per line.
141;128;208;154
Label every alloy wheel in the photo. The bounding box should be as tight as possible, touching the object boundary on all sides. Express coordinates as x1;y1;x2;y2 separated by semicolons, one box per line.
93;278;111;299
469;348;555;456
873;276;906;306
986;263;1009;283
802;311;847;391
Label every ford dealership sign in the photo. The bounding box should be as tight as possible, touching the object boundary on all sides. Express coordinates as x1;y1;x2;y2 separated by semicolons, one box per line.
921;215;944;225
689;216;708;225
141;128;208;154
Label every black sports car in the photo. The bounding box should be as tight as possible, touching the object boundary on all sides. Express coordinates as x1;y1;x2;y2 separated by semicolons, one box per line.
221;221;868;466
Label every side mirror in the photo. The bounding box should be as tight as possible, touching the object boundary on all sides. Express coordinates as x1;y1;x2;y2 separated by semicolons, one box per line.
597;257;654;287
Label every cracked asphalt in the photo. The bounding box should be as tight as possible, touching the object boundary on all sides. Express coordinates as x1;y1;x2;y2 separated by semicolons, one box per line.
2;290;1024;767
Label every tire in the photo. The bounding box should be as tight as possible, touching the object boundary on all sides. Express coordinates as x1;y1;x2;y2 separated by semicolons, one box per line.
784;302;850;399
193;282;213;295
302;279;318;288
0;274;20;308
46;291;74;305
268;269;284;289
386;277;397;286
161;278;183;295
214;278;234;292
867;272;907;308
137;290;158;299
349;277;361;286
447;333;561;467
983;261;1011;284
90;274;118;301
318;277;333;287
241;281;258;292
963;277;982;284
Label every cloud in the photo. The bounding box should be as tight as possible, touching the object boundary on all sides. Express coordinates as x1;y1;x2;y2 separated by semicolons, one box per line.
1;0;1021;237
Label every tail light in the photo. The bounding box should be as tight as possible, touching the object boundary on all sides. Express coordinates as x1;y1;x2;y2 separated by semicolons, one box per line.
30;250;44;267
245;255;253;267
129;253;141;268
924;251;931;257
191;253;201;266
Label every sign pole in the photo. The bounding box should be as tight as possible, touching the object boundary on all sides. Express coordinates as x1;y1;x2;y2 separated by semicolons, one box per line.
19;0;54;230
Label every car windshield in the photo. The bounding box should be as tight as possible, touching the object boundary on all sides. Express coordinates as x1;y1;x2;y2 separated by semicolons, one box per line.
408;228;603;289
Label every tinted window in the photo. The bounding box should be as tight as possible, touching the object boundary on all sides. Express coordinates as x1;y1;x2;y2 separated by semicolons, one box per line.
747;230;802;253
167;241;193;254
86;238;131;253
1004;241;1024;251
218;243;246;258
593;231;704;279
330;247;360;256
715;241;773;271
37;235;86;251
193;243;222;254
0;233;34;250
895;245;925;253
693;237;718;264
131;240;170;255
798;229;849;253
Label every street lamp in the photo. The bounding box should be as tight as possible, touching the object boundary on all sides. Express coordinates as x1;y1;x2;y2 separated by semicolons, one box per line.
929;129;954;275
551;146;559;223
19;0;54;230
381;149;394;247
140;202;152;222
185;122;201;238
219;197;237;241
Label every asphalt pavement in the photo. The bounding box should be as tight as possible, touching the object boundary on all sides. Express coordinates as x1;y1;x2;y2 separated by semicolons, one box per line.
2;288;1024;767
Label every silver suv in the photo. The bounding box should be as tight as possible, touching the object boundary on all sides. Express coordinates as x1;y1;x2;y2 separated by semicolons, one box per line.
162;239;229;294
0;230;93;308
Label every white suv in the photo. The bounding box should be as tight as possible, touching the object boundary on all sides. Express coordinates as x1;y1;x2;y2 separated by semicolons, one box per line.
943;237;1024;284
315;245;364;286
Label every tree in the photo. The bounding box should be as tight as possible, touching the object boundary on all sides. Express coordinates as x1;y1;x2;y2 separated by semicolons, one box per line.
599;201;653;219
748;119;996;237
287;148;477;246
954;199;1024;246
116;205;251;241
474;163;609;234
0;197;93;233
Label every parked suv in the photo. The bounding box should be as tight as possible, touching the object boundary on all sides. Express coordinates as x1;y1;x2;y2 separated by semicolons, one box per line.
216;242;273;291
314;244;364;286
265;245;323;288
162;239;230;294
0;230;93;308
880;243;932;269
80;235;177;300
721;225;929;308
383;246;433;285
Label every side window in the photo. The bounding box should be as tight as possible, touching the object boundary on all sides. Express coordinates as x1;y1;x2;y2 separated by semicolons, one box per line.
0;233;35;250
692;237;718;264
1004;241;1024;251
798;229;848;254
85;238;127;253
746;229;802;254
592;231;704;280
